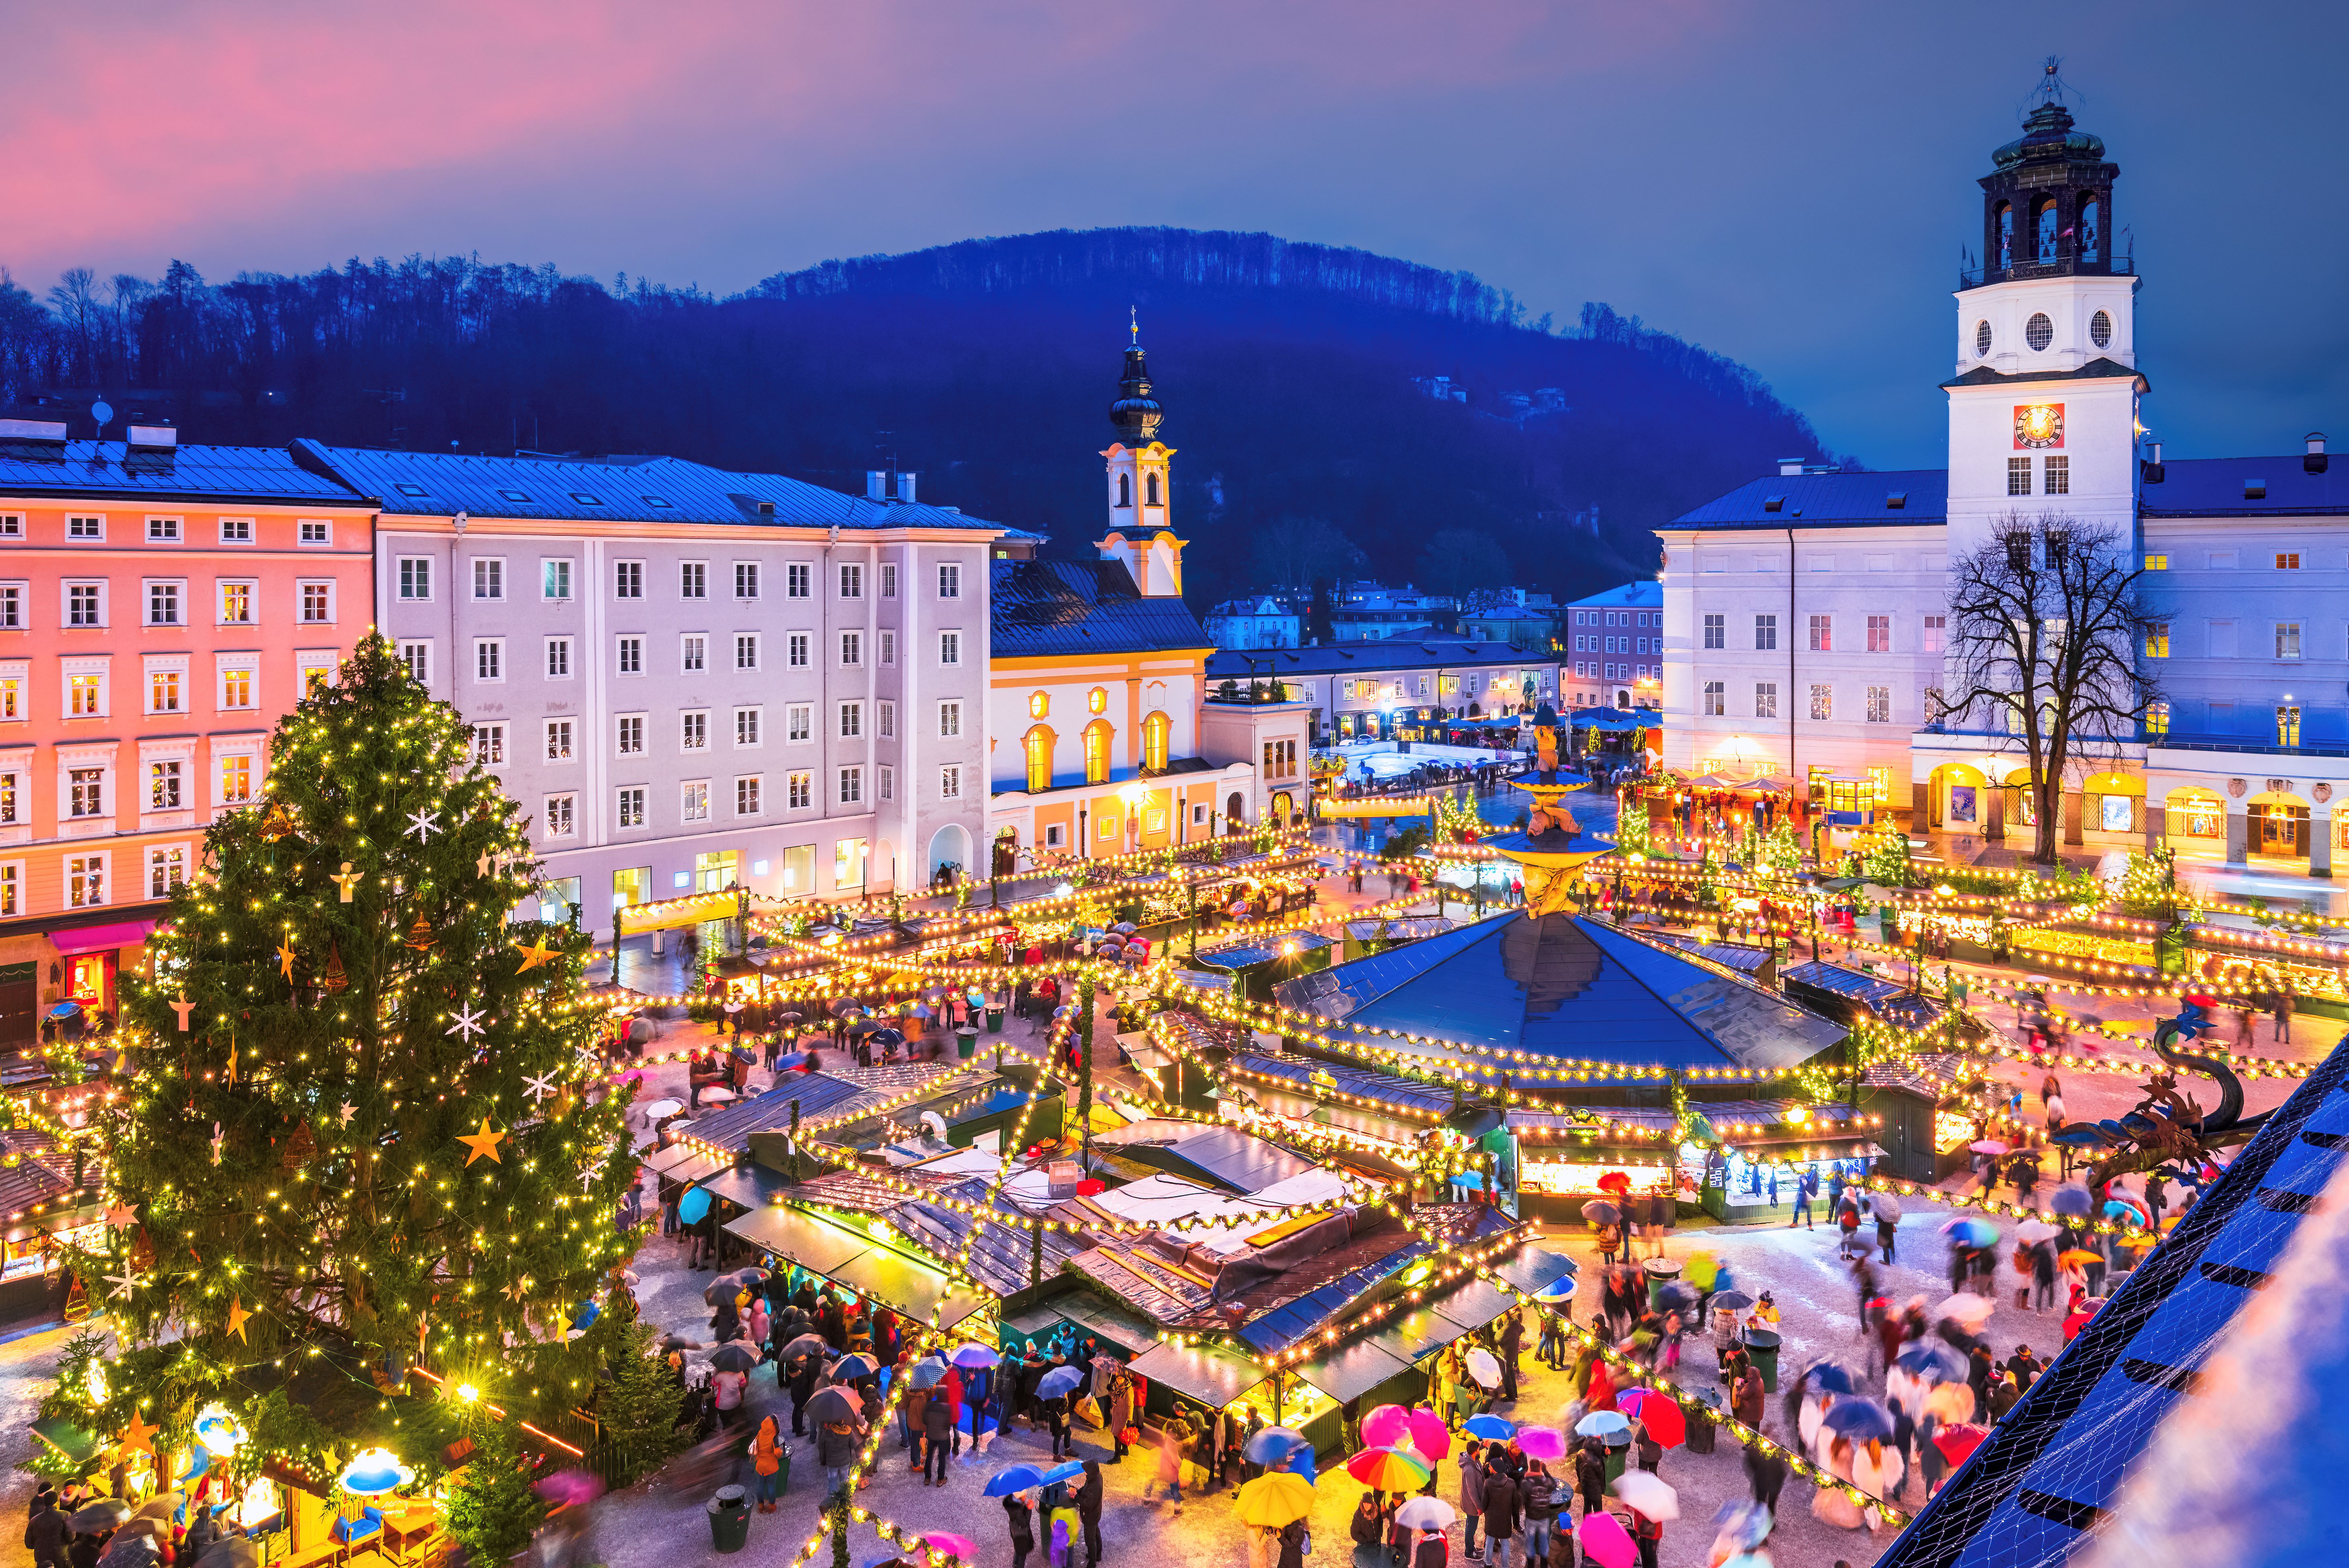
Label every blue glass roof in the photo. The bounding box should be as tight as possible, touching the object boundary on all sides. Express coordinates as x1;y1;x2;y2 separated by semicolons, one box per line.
1272;913;1845;1075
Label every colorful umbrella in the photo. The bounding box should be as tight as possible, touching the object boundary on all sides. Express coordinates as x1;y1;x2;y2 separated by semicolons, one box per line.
1463;1414;1516;1441
1039;1461;1084;1487
532;1470;605;1508
1361;1404;1412;1449
1969;1139;2009;1155
1711;1501;1773;1553
1615;1388;1684;1448
1924;1383;1976;1425
1394;1497;1457;1532
1938;1293;1996;1328
1345;1447;1433;1492
919;1535;977;1564
1038;1366;1085;1399
1611;1470;1678;1521
1581;1199;1622;1226
1682;1252;1719;1290
984;1465;1045;1498
1940;1216;2000;1247
1578;1511;1636;1568
2049;1185;2095;1217
1234;1472;1317;1529
1804;1360;1861;1396
831;1353;879;1379
2059;1248;2103;1267
1931;1423;1989;1466
1516;1426;1568;1463
1893;1342;1967;1384
1597;1172;1634;1196
1406;1407;1451;1463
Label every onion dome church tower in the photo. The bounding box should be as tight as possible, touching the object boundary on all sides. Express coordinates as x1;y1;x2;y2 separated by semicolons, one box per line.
1098;313;1186;599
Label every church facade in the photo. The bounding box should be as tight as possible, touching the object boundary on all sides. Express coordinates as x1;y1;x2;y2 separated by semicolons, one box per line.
1660;82;2349;891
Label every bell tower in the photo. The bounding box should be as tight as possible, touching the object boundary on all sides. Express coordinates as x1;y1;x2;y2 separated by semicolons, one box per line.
1099;314;1186;597
1944;61;2145;562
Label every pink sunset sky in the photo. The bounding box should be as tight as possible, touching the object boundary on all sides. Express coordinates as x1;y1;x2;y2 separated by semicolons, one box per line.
2;0;2345;466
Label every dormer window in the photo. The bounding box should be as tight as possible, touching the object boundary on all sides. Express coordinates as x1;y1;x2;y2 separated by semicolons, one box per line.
395;483;427;497
1885;492;1907;510
497;489;530;502
570;492;603;506
1762;496;1785;514
2244;480;2267;500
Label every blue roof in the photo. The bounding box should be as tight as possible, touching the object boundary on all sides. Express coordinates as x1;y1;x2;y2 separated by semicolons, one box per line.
1272;913;1845;1076
1193;930;1336;971
1206;640;1548;679
293;441;1011;531
1565;580;1662;610
989;558;1212;658
676;1072;881;1155
0;439;370;504
2139;454;2349;517
1669;469;1949;530
1873;1036;2349;1568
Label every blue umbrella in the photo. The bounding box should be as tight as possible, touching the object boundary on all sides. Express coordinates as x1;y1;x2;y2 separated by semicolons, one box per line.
1038;1365;1085;1399
1574;1411;1630;1439
1464;1415;1516;1441
1805;1360;1861;1396
910;1360;949;1389
677;1187;713;1225
950;1343;1001;1368
1244;1425;1312;1465
1039;1460;1085;1487
1940;1216;2000;1248
1894;1343;1967;1383
1821;1399;1896;1442
984;1465;1045;1498
831;1353;879;1379
1533;1275;1578;1302
2049;1185;2095;1218
774;1051;811;1070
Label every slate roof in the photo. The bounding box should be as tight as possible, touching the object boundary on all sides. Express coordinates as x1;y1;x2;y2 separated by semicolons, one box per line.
989;558;1213;658
1937;356;2148;391
0;439;372;505
1206;641;1550;679
1873;1035;2349;1568
2138;454;2349;518
1272;912;1847;1078
1667;469;1950;531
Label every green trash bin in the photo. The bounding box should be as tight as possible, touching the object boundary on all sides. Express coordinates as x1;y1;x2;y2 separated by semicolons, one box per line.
1642;1257;1682;1313
985;1006;1004;1034
1602;1433;1630;1483
956;1026;979;1060
707;1486;752;1554
1684;1389;1721;1454
1742;1328;1781;1394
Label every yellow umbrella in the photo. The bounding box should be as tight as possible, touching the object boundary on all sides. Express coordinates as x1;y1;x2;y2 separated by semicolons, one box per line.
1235;1471;1317;1529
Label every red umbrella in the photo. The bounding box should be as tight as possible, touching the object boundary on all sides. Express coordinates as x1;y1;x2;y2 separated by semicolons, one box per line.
1597;1172;1634;1196
1931;1423;1988;1467
1615;1388;1685;1448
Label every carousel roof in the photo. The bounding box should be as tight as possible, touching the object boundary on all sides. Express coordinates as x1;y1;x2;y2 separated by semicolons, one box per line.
1271;912;1846;1074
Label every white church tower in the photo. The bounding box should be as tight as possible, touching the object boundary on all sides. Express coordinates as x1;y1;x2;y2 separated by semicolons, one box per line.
1943;62;2146;562
1097;318;1186;598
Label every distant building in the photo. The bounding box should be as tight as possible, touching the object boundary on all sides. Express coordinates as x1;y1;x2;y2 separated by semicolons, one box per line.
1411;374;1468;404
1461;586;1561;651
1561;580;1664;710
1327;580;1456;641
1204;596;1301;650
1206;639;1558;744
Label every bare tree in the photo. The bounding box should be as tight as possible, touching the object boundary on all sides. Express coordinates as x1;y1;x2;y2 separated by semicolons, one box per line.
1943;513;2160;865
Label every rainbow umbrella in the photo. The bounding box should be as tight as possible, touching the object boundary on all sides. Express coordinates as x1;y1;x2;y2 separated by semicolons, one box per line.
1345;1446;1432;1492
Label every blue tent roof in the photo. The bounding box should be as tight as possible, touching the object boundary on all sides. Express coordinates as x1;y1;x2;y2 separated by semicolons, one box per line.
1272;914;1844;1076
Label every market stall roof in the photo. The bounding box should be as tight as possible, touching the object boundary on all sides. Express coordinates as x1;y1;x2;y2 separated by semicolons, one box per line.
1228;1047;1457;1119
1781;961;1947;1030
671;1072;912;1156
29;1416;99;1466
723;1203;875;1277
1091;1120;1319;1195
1643;933;1775;978
1273;912;1846;1076
1162;968;1237;998
1192;930;1336;973
722;1199;990;1325
1342;916;1456;943
1489;1248;1578;1298
1292;1337;1418;1403
1004;1289;1165;1354
1227;1203;1516;1358
695;1163;793;1211
1128;1339;1267;1410
1861;1051;1970;1099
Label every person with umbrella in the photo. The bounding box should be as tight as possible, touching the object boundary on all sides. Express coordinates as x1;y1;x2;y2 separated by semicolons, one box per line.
1003;1488;1037;1568
1155;1407;1193;1505
1871;1192;1900;1264
1457;1439;1487;1560
709;1344;754;1430
1521;1460;1561;1565
921;1373;955;1486
1483;1449;1523;1568
941;1361;968;1457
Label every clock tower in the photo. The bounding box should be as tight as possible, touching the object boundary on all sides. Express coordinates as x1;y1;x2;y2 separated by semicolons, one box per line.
1943;64;2145;562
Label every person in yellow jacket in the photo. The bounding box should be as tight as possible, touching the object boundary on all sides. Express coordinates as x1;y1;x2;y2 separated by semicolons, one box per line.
750;1414;788;1511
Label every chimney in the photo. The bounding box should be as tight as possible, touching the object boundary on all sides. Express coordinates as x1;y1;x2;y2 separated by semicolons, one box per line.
895;471;917;504
2142;441;2165;484
126;425;177;449
2307;432;2329;475
864;470;887;501
1778;458;1804;476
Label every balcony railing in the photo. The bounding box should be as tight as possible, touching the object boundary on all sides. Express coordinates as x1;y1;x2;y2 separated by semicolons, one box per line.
1958;246;2135;291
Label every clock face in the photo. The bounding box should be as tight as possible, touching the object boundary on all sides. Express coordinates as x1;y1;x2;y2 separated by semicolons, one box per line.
2014;403;2065;450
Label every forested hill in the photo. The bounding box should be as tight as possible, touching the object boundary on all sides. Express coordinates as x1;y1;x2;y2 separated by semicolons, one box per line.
0;228;1851;607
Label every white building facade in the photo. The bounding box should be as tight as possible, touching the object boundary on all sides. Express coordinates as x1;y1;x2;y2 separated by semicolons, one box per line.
1562;580;1664;709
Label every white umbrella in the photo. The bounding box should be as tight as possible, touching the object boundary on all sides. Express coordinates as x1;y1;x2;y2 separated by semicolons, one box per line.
1394;1497;1457;1531
1610;1469;1679;1521
700;1086;738;1104
1938;1292;1995;1328
2015;1219;2060;1244
1465;1347;1503;1388
640;1097;685;1121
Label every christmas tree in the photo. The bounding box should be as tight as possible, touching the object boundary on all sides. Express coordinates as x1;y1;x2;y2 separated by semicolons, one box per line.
53;635;638;1478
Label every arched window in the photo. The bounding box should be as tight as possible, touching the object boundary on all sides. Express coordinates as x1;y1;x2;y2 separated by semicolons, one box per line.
1083;720;1114;784
1028;691;1049;719
2034;197;2059;263
1141;711;1171;772
1087;687;1108;714
1995;202;2013;270
1022;725;1055;793
1146;471;1161;506
2078;195;2101;262
1116;473;1131;508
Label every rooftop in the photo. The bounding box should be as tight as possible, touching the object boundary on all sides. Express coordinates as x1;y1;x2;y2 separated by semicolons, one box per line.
2139;454;2349;519
1565;580;1663;610
990;558;1215;659
0;438;373;505
1667;469;1949;531
1206;640;1549;680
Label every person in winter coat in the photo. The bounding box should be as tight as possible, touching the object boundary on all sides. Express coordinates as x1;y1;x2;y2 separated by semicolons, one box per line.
1574;1441;1608;1521
1108;1371;1136;1462
921;1387;955;1485
942;1366;967;1454
1499;1312;1526;1400
1520;1462;1560;1564
1483;1461;1524;1568
818;1421;861;1496
1459;1443;1488;1559
1075;1460;1105;1568
1276;1520;1309;1568
1732;1362;1766;1431
1157;1413;1193;1503
749;1414;788;1511
1633;1420;1664;1474
1584;1357;1617;1414
1042;1394;1073;1461
24;1500;65;1568
1627;1506;1663;1568
1415;1529;1452;1568
1004;1494;1037;1568
1744;1438;1787;1513
1351;1494;1387;1550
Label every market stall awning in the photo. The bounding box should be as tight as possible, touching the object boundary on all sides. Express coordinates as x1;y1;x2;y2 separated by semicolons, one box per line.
1292;1337;1419;1404
30;1416;99;1466
49;918;159;955
1051;1291;1174;1354
1364;1306;1460;1367
723;1204;875;1277
697;1164;792;1211
1489;1248;1578;1299
827;1244;991;1328
1129;1340;1267;1410
638;1143;702;1176
1193;931;1335;972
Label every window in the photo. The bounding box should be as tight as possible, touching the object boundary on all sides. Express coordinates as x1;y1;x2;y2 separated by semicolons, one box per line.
835;838;867;888
2145;701;2170;739
615;561;643;599
2132;621;2168;660
219;517;252;544
788;633;810;668
149;668;182;714
787;704;812;742
939;630;962;666
1808;615;1832;652
1867;615;1891;654
2277;623;2303;660
1809;684;1833;721
148;846;185;898
880;563;898;598
877;701;895;738
1702;681;1725;717
68;768;104;818
2144;553;2169;571
69;672;103;717
938;700;962;738
2043;455;2070;495
67;515;103;541
735;634;759;670
615;787;646;828
735;707;761;746
839;701;862;738
541;560;572;601
217;582;253;624
681;635;706;672
1866;686;1890;723
0;515;15;540
68;583;102;627
0;585;19;629
1023;726;1054;792
616;715;644;754
1083;720;1112;784
1142;710;1171;771
474;639;503;681
2279;706;2303;748
147;516;179;542
473;723;507;765
545;719;573;761
839;563;862;599
218;755;252;804
1087;687;1109;715
67;855;104;908
1755;682;1777;719
544;793;576;836
398;558;432;600
396;642;429;686
938;563;961;599
473;559;504;600
2008;457;2032;496
785;563;808;599
2209;619;2238;658
840;631;862;666
616;635;643;675
880;630;896;666
838;766;863;805
1921;615;1946;654
541;636;570;679
148;760;181;811
788;771;812;809
736;775;763;815
147;582;180;625
735;563;761;600
681;780;709;822
1702;614;1724;650
680;711;708;751
1754;614;1777;651
940;765;960;800
299;519;330;546
2278;552;2302;571
300;582;332;623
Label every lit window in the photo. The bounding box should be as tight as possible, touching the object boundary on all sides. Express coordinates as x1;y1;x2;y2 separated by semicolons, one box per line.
1024;726;1054;793
737;775;763;815
1866;686;1890;723
150;669;181;713
67;769;103;818
149;761;181;810
219;583;253;623
544;794;576;837
616;787;645;828
1083;719;1112;784
473;724;506;765
1142;711;1171;772
220;667;254;710
938;701;961;738
1702;682;1724;717
69;673;103;717
67;855;104;908
148;847;184;898
681;781;709;822
1867;615;1891;654
1029;692;1049;719
546;719;574;760
1088;687;1108;715
1809;684;1833;721
2145;623;2170;658
789;771;812;809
